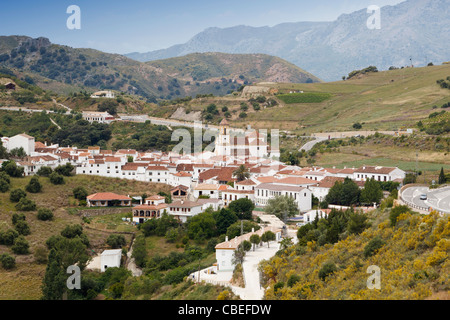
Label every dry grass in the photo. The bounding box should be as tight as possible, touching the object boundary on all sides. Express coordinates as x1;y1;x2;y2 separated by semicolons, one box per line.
0;174;169;299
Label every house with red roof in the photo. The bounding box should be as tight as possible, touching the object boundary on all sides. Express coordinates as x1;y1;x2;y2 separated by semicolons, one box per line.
86;193;132;207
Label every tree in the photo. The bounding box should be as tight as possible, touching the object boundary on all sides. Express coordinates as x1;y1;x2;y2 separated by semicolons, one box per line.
187;212;217;241
228;198;254;220
265;195;299;221
261;231;276;248
226;220;260;239
347;212;369;235
360;178;383;205
37;166;53;177
326;178;360;206
250;234;261;251
232;165;250;182
26;176;42;193
232;245;246;266
73;186;88;201
439;167;446;185
213;208;238;235
106;234;126;249
55;163;74;177
2;160;24;177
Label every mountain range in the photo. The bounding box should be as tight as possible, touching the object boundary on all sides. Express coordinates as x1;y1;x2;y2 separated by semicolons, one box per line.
0;36;318;100
126;0;450;82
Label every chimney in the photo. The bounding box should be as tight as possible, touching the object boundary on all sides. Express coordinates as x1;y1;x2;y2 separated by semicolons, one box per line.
225;236;228;242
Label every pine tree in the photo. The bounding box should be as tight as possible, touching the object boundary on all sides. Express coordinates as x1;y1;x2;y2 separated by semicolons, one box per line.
439;167;446;185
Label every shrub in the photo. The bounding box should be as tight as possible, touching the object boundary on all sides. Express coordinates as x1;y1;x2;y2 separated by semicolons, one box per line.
0;178;10;193
389;205;410;227
0;229;19;246
37;166;53;177
364;237;386;258
61;224;83;238
287;274;301;288
11;235;30;254
49;172;65;185
318;262;337;281
15;197;36;211
37;208;54;221
9;188;27;202
14;220;31;236
33;245;48;264
11;213;26;225
25;176;42;193
0;253;16;270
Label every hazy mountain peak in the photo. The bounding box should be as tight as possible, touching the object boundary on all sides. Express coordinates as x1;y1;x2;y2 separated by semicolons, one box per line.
125;0;450;82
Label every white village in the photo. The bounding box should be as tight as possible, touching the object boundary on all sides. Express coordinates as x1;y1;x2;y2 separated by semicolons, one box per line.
0;118;409;299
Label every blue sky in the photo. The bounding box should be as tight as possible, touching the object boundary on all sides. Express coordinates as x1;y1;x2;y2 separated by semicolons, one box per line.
0;0;405;54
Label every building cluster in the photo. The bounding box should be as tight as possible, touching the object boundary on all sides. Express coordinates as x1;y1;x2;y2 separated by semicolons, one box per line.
1;120;406;226
1;122;407;274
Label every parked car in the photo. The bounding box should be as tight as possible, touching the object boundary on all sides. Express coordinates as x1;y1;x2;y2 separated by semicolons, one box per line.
420;194;427;200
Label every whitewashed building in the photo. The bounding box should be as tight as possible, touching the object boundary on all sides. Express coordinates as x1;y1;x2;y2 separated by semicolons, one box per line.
100;249;122;272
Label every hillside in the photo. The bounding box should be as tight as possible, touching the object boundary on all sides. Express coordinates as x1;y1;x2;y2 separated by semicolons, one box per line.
147;52;321;86
228;63;450;133
126;0;450;82
0;36;319;101
260;207;450;300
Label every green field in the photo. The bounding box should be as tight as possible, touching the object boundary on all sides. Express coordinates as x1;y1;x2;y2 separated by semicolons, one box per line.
276;92;332;104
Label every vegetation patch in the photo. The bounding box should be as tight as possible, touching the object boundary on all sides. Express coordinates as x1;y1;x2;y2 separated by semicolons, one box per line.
276;92;332;104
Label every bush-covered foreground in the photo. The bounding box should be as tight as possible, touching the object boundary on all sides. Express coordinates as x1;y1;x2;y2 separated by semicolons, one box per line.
260;208;449;300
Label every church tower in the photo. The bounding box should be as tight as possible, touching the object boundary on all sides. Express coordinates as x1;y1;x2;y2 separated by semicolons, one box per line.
216;118;230;156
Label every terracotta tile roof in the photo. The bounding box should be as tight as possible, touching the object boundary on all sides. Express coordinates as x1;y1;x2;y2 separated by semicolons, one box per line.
169;200;203;208
256;183;306;192
236;179;256;185
122;163;148;170
134;203;168;210
176;163;194;172
277;177;318;185
355;166;397;174
173;171;192;177
87;193;131;201
315;176;345;188
147;165;169;171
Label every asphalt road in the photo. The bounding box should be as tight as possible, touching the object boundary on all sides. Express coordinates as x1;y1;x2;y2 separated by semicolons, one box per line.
401;186;450;213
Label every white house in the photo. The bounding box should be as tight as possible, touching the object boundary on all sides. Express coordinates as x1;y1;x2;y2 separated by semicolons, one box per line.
353;166;405;182
132;196;168;224
302;209;332;225
91;91;115;99
194;183;220;199
100;249;122;272
255;183;312;212
168;200;203;223
170;171;192;187
82;111;115;124
7;133;35;155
